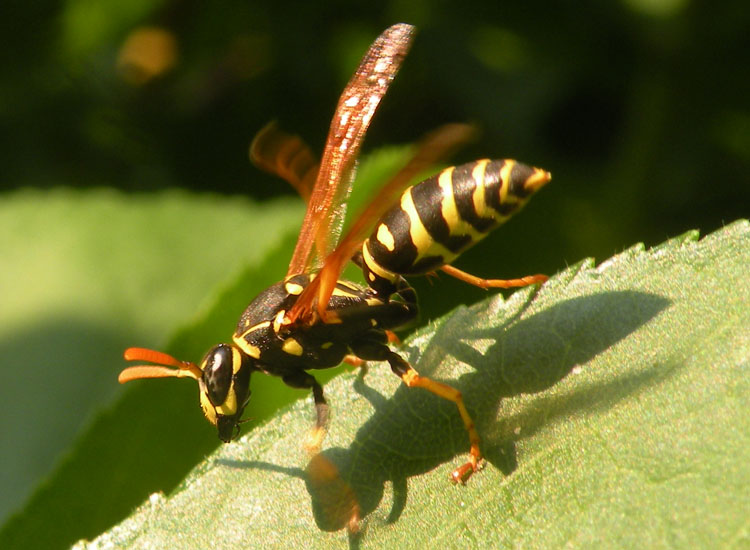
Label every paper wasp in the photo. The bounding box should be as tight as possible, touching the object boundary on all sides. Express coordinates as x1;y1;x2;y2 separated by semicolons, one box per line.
119;23;550;483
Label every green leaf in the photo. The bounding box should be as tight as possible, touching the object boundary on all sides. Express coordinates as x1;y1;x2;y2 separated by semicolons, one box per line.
73;220;749;549
0;146;415;550
0;188;303;548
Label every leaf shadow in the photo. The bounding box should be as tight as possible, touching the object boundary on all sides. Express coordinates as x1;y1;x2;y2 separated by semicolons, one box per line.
303;289;672;531
220;289;671;542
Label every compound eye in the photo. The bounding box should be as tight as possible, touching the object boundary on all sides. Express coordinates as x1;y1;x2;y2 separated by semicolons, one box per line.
202;344;234;406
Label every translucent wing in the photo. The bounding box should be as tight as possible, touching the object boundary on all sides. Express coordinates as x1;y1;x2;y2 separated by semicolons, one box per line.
249;121;319;203
287;123;476;325
286;23;415;277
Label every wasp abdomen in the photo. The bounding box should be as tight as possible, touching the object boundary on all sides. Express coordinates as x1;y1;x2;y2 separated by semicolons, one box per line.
362;159;550;296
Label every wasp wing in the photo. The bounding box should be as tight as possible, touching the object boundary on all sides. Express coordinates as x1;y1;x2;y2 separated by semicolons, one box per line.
287;123;476;324
286;23;415;277
249;121;319;202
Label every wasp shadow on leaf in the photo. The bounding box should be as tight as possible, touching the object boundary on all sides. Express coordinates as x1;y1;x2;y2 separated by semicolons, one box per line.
219;289;671;539
305;289;672;528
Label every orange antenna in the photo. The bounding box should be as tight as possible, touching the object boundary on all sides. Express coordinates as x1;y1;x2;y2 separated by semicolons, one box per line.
119;347;202;383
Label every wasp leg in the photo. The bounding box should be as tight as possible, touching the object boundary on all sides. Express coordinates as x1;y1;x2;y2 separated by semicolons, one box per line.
392;276;418;315
343;355;370;380
350;337;482;483
343;354;366;367
440;264;547;289
282;372;329;454
385;330;400;344
389;355;482;483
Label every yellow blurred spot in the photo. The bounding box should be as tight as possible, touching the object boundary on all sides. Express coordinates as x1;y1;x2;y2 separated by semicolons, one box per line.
117;27;178;85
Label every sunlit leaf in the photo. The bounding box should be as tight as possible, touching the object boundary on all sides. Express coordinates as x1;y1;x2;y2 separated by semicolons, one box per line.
74;221;749;549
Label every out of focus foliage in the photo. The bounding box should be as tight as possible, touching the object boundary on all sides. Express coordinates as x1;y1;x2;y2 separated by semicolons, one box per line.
4;1;748;246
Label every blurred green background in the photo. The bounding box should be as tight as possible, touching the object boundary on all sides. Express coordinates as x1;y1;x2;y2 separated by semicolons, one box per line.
1;0;748;548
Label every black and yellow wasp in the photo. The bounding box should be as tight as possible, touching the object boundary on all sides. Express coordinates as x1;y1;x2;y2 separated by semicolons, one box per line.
119;23;550;483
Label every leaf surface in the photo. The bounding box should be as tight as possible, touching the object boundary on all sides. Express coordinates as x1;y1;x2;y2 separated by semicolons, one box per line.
76;221;750;549
0;189;303;547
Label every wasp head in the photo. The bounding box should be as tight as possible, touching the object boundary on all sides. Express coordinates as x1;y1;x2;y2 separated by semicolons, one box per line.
120;344;253;442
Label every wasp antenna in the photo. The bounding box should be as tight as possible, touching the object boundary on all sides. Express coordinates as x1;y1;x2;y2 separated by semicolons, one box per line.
121;347;202;382
118;365;192;383
124;347;186;367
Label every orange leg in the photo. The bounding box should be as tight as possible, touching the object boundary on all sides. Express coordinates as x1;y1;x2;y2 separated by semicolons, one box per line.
440;264;547;289
343;355;366;367
400;366;482;483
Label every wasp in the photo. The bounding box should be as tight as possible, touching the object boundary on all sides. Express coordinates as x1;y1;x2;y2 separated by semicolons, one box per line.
119;23;550;483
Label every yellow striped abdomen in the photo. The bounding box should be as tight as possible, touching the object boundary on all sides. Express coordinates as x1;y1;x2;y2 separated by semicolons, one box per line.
361;159;550;297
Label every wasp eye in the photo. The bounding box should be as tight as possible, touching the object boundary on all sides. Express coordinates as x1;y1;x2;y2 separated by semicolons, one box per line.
202;344;234;406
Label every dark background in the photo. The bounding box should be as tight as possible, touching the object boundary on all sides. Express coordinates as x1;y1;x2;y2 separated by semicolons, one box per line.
5;1;747;244
1;0;748;547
